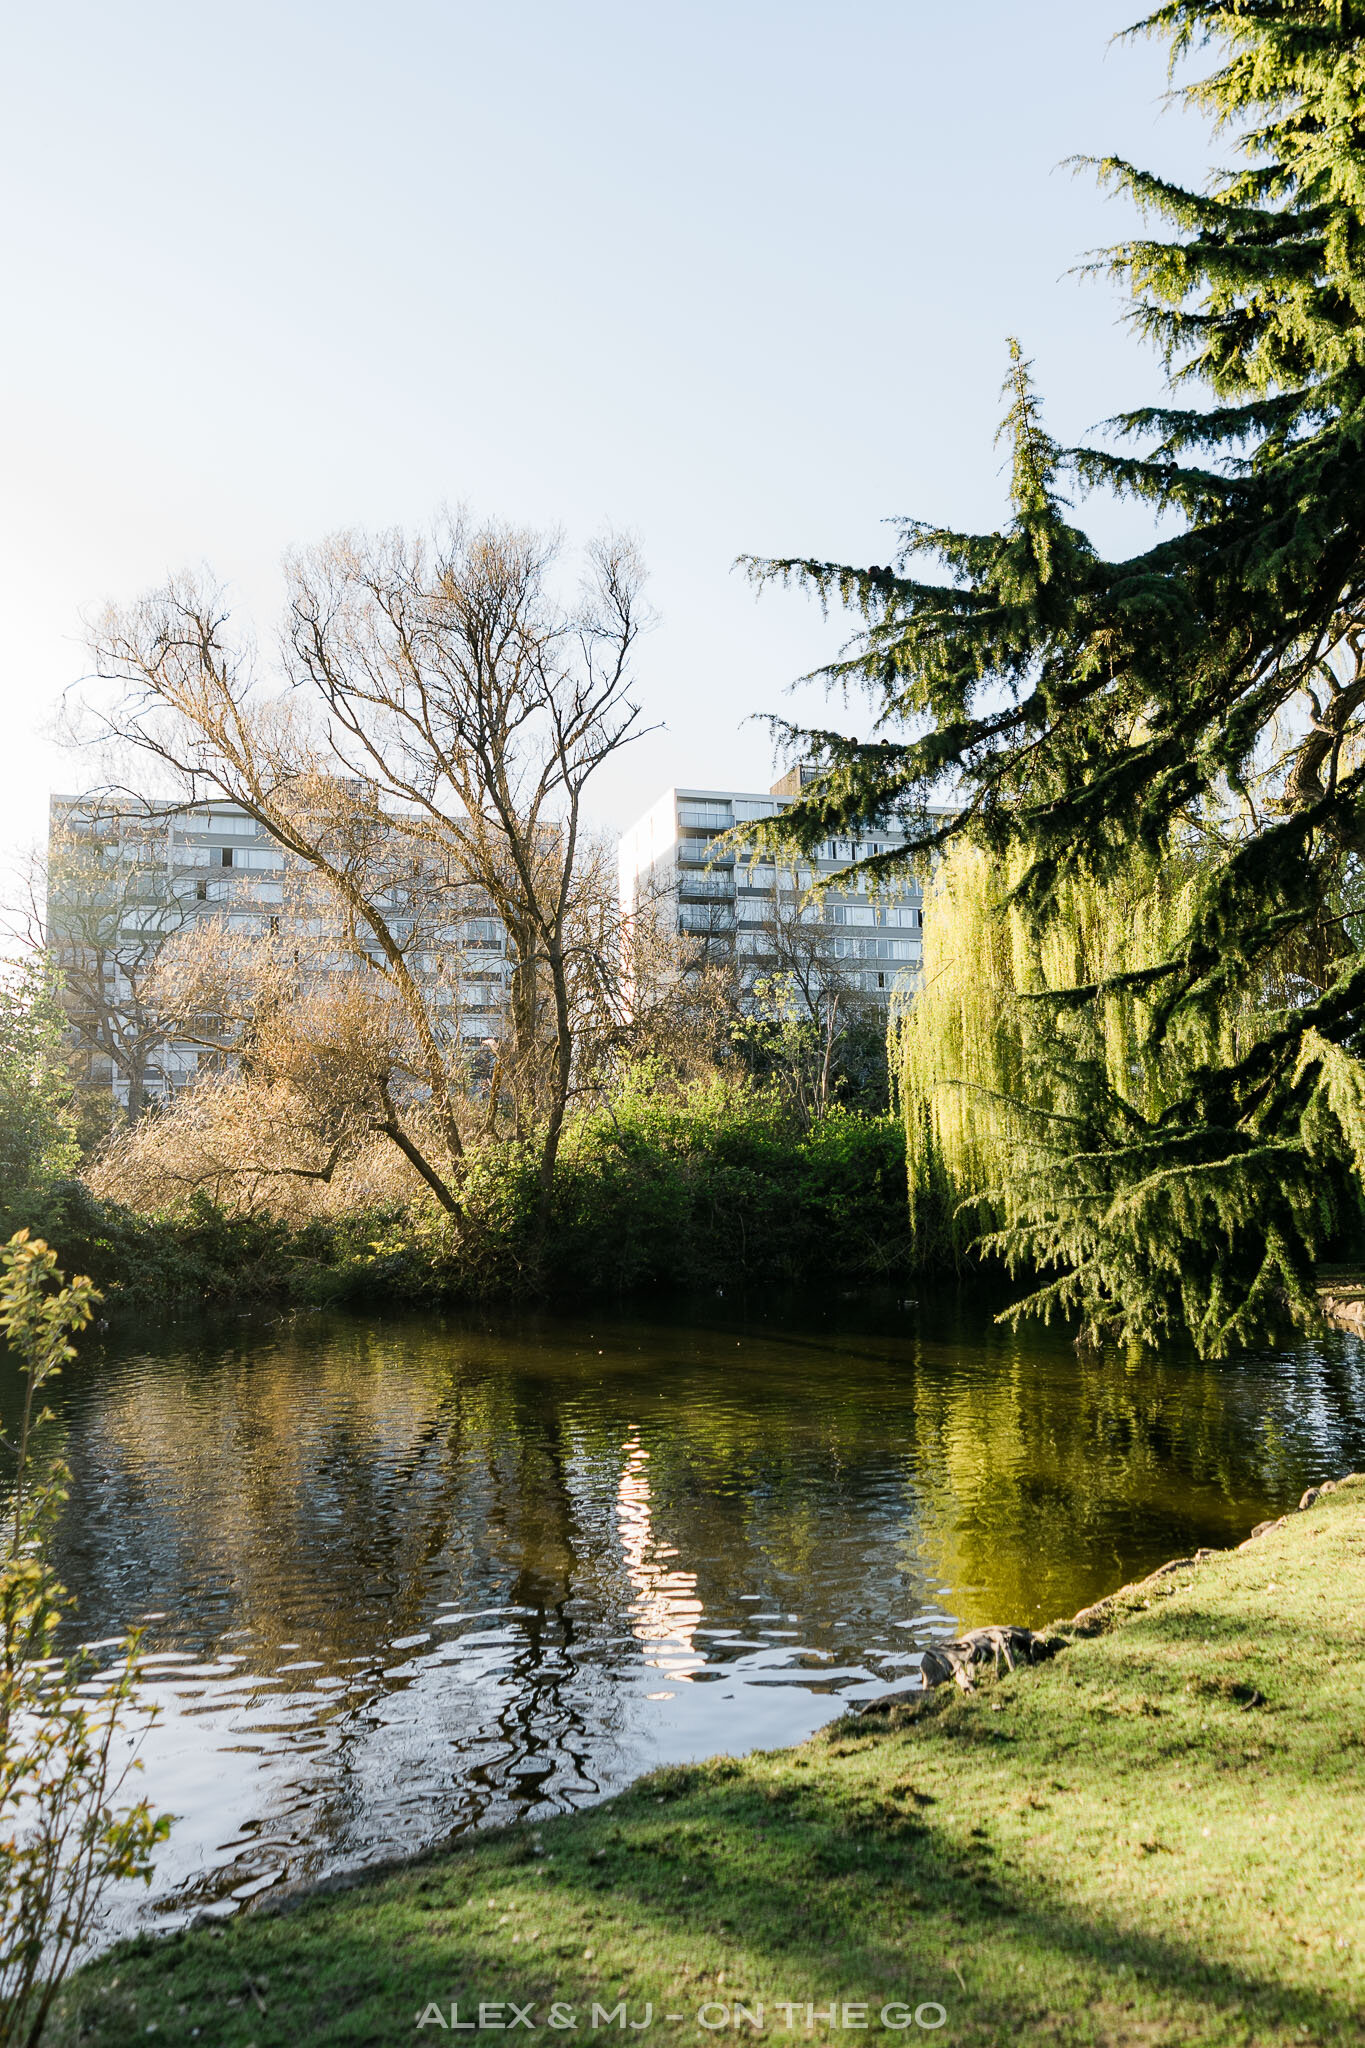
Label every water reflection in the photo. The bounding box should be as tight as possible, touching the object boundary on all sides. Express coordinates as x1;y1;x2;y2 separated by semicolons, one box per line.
617;1433;705;1688
8;1293;1362;1940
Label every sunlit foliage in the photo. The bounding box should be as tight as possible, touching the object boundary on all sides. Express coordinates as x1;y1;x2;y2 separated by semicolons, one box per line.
0;1235;167;2048
0;964;78;1236
896;840;1365;1352
748;3;1365;1348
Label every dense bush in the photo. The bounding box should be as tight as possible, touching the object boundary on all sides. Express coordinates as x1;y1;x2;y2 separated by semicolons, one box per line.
22;1181;354;1305
452;1071;911;1300
25;1074;920;1310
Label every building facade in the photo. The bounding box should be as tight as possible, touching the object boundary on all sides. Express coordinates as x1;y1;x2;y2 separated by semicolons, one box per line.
47;794;515;1109
618;773;931;1006
50;770;933;1112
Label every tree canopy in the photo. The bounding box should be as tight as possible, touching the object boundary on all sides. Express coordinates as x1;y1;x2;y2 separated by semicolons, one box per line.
748;2;1365;1351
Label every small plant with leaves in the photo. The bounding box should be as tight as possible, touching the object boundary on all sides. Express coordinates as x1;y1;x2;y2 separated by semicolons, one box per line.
0;1231;168;2048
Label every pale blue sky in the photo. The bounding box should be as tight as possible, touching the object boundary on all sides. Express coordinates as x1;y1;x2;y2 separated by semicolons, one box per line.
0;2;1209;890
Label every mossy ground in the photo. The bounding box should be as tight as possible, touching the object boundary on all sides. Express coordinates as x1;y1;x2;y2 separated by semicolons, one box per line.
54;1483;1365;2047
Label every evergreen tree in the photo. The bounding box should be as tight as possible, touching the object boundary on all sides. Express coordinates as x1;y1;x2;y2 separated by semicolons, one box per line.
746;2;1365;1353
894;837;1365;1353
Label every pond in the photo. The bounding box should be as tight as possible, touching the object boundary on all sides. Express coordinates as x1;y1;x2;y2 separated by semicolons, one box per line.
16;1289;1365;1941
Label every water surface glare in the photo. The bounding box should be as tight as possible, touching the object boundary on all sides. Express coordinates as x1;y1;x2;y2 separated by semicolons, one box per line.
17;1292;1365;1939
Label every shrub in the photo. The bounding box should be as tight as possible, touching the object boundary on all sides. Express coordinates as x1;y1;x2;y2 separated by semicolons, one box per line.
13;1070;927;1311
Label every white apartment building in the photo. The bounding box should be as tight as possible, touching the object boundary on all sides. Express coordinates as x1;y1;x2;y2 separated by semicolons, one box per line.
619;771;931;1005
51;770;933;1111
47;794;514;1108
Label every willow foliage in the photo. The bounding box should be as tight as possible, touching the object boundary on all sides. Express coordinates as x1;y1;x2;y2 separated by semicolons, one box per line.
896;840;1365;1354
747;2;1365;1350
898;845;1199;1233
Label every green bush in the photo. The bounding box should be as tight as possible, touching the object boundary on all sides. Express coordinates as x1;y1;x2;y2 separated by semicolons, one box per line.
0;961;79;1240
21;1181;379;1307
310;1073;917;1305
12;1074;926;1312
541;1073;911;1294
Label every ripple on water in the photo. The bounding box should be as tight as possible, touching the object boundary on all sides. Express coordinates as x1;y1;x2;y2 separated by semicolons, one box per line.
7;1292;1361;1945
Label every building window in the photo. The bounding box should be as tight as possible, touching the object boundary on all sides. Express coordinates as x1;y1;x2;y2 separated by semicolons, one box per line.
196;880;208;901
219;847;234;868
678;802;733;830
181;813;260;836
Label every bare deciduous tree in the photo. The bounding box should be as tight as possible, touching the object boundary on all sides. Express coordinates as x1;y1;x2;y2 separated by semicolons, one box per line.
84;514;650;1243
88;937;455;1223
735;856;888;1122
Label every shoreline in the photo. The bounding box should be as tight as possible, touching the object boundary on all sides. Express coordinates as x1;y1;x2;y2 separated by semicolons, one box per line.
53;1475;1365;2046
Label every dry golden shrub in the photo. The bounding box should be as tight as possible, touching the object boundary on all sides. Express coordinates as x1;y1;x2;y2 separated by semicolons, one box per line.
86;1072;448;1223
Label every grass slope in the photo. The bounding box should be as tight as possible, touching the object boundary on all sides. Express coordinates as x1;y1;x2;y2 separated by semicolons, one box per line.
55;1482;1365;2047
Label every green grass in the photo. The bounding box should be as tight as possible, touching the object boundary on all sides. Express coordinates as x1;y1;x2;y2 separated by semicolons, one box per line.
55;1481;1365;2047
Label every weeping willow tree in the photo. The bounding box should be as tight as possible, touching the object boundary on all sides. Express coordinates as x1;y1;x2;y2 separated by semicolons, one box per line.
742;1;1365;1353
895;837;1365;1353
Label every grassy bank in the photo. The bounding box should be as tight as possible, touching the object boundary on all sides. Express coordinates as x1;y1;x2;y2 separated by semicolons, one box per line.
54;1480;1365;2046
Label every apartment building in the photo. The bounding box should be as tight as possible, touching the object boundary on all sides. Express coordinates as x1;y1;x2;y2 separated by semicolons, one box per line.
618;770;932;1006
46;794;514;1109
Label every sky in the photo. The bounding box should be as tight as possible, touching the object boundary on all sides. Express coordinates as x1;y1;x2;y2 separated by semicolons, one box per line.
0;2;1212;904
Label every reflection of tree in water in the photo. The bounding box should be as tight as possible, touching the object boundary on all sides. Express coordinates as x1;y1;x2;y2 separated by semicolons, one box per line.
44;1311;1365;1660
36;1331;733;1887
900;1335;1365;1626
456;1379;613;1823
49;1326;485;1654
12;1303;1365;1920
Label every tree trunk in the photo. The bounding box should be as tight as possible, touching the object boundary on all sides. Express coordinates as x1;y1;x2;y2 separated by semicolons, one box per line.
533;936;575;1241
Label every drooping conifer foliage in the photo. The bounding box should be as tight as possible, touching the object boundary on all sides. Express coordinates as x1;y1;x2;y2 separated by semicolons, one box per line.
895;837;1365;1353
746;2;1365;1352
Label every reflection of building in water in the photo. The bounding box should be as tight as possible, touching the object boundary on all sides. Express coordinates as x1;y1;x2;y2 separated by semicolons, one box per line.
615;1433;703;1681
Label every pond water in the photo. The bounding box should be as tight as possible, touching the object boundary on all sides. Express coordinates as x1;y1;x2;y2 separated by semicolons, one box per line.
13;1290;1365;1941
